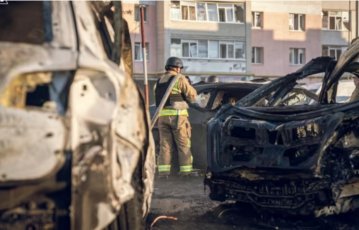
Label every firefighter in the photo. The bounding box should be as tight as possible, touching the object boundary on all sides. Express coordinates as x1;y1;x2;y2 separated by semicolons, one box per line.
155;57;197;177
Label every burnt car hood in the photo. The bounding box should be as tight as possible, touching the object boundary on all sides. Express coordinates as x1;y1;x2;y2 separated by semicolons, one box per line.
208;102;359;173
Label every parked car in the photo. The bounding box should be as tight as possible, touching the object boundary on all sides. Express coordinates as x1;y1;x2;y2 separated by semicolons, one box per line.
0;2;155;230
205;38;359;217
151;81;264;169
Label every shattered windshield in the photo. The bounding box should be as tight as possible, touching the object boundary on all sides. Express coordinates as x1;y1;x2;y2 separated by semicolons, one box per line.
0;2;53;44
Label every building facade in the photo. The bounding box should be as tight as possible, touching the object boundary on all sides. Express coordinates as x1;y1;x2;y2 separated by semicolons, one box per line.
251;1;358;77
123;0;251;79
321;1;357;59
157;0;251;77
251;1;322;77
123;0;358;79
122;1;159;77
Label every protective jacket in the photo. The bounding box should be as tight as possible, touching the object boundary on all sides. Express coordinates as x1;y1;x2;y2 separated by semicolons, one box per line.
155;70;196;117
155;76;186;108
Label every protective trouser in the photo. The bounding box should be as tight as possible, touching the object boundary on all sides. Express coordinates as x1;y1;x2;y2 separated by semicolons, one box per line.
157;115;193;174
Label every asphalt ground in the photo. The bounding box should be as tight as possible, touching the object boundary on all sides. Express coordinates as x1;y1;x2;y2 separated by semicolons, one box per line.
146;175;359;230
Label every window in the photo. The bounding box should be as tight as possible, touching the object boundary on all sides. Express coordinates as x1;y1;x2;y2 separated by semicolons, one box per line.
252;47;263;64
218;4;234;22
196;3;207;21
170;39;244;60
207;3;218;21
170;2;244;23
226;7;234;22
322;46;346;60
228;44;234;58
170;1;181;20
182;40;197;57
329;12;342;30
219;42;235;58
134;42;149;61
234;4;245;23
252;12;263;28
289;13;305;31
234;42;245;59
220;43;227;58
289;48;305;65
135;5;147;22
181;2;196;20
208;40;219;58
197;91;211;108
198;40;208;58
322;11;329;29
170;38;181;57
322;11;348;30
218;8;226;22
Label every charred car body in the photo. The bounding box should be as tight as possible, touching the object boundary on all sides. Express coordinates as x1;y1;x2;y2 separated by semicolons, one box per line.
0;2;155;230
205;39;359;216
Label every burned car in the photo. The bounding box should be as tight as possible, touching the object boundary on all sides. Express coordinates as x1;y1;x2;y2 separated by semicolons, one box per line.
151;81;263;169
205;38;359;216
0;2;155;230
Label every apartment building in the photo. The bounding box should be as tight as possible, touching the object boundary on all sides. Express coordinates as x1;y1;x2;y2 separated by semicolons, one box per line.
251;1;322;77
123;0;251;79
122;1;159;77
157;0;251;77
123;1;358;79
251;1;358;77
321;1;357;59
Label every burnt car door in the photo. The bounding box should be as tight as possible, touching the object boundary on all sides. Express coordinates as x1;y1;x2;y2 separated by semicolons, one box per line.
190;87;219;168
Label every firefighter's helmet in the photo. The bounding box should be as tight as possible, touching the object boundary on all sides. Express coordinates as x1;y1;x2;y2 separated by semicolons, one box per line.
165;57;183;70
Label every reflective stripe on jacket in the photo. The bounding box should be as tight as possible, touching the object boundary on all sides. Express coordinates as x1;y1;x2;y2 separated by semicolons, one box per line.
159;108;188;116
